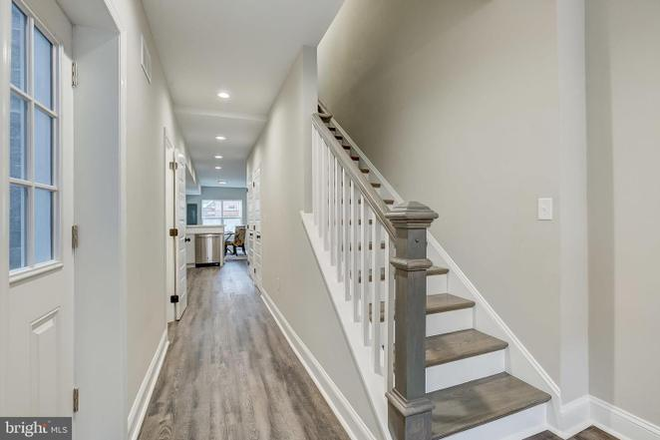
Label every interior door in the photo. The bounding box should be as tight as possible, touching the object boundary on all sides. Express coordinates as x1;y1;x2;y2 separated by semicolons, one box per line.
4;0;74;417
174;152;188;319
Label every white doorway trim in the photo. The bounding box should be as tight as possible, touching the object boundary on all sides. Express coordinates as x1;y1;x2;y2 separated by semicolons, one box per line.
164;128;176;323
0;0;12;415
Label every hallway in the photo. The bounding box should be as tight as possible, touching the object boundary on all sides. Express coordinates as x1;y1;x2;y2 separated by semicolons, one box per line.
138;261;350;440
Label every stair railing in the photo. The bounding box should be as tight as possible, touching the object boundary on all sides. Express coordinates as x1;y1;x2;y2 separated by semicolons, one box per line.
311;111;437;440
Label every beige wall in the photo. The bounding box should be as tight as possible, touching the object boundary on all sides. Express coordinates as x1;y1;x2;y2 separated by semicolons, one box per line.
247;47;381;437
110;0;187;408
318;0;565;384
586;0;660;426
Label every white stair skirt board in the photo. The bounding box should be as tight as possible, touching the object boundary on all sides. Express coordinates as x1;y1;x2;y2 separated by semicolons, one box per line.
259;285;381;440
426;350;505;393
426;308;473;337
301;212;393;440
127;329;169;440
442;404;548;440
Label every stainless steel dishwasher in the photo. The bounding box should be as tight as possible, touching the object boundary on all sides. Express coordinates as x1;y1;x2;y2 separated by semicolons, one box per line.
195;233;222;265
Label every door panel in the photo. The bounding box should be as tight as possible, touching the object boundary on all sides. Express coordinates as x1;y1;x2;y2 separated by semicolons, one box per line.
5;1;74;417
175;152;188;319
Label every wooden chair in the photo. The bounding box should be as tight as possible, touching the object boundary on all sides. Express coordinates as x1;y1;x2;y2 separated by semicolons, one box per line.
225;226;246;255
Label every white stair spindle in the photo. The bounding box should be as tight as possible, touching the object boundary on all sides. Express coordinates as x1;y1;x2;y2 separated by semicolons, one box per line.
361;203;371;346
351;181;360;321
372;220;382;374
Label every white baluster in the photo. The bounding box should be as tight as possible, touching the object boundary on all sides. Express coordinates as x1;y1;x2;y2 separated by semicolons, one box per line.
321;142;328;247
335;162;341;277
385;235;395;390
313;130;319;227
361;203;371;346
343;172;351;300
372;221;382;374
351;182;360;321
330;156;336;264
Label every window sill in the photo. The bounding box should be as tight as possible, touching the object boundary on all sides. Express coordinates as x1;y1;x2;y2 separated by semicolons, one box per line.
9;261;64;285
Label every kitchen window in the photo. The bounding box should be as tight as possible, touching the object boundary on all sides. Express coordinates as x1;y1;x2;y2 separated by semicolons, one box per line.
201;200;243;232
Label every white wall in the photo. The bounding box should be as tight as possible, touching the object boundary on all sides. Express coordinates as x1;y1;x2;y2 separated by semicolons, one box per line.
586;0;660;426
107;0;188;412
186;186;248;225
246;47;381;437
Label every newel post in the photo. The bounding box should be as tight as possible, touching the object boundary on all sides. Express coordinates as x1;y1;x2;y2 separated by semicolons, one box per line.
385;202;438;440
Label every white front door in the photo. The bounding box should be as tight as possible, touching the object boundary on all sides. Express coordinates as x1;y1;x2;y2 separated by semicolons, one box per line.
3;0;74;417
174;152;188;319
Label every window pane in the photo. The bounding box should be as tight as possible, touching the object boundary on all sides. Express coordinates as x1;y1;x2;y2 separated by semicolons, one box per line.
201;200;222;221
34;28;53;109
10;93;28;179
11;3;27;90
34;189;53;264
223;218;241;233
35;108;53;184
222;200;242;219
9;184;28;270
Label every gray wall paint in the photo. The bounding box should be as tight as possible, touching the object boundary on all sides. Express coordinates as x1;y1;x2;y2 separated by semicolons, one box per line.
586;0;660;426
187;187;248;225
247;47;382;438
318;0;564;384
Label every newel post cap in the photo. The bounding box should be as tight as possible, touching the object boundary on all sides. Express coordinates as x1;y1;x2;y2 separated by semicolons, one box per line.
385;201;439;228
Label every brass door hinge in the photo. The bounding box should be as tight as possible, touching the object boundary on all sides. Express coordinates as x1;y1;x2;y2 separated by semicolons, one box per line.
73;388;80;413
72;225;79;250
169;161;178;170
169;228;179;237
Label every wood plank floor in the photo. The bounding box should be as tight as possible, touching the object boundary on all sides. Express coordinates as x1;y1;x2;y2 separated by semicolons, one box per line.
137;261;350;440
526;426;619;440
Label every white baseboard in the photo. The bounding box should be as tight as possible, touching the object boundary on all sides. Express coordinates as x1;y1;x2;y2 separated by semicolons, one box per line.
259;286;379;440
589;396;660;440
127;329;169;440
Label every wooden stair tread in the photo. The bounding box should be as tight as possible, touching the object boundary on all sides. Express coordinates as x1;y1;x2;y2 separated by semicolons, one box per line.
429;372;551;439
427;265;449;276
371;182;382;188
359;168;369;174
383;199;395;205
426;329;507;367
426;293;475;314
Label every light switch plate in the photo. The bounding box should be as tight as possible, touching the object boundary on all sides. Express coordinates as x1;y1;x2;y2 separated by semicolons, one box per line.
538;198;553;221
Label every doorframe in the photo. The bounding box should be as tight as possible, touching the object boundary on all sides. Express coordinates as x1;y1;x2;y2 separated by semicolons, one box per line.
0;0;12;415
164;128;176;323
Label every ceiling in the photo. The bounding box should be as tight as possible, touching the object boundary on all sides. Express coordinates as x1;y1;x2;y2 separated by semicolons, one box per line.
142;0;343;188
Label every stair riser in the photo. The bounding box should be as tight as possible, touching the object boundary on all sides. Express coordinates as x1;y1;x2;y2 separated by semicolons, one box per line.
436;404;548;440
426;350;505;393
426;308;473;337
427;273;449;296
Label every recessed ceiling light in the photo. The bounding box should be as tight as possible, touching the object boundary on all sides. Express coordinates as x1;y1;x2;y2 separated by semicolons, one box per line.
218;180;227;185
215;135;226;141
217;91;230;99
215;166;222;170
214;155;223;159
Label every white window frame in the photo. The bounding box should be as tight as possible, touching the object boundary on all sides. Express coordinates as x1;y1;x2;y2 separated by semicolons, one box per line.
8;0;62;280
201;199;243;227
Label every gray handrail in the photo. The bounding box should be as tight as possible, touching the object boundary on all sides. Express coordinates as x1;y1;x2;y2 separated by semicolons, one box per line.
312;114;396;239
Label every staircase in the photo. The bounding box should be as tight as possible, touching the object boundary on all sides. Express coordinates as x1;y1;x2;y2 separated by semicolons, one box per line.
305;102;551;440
